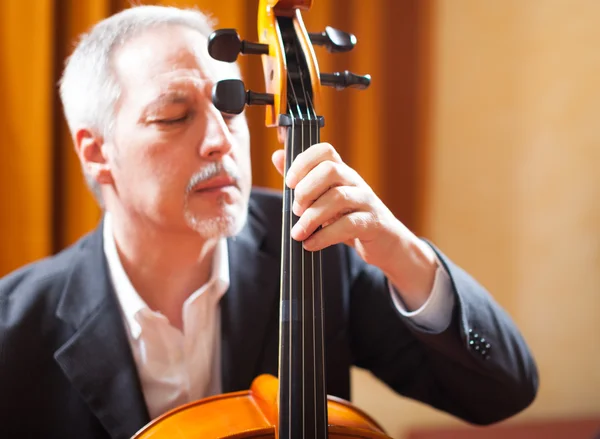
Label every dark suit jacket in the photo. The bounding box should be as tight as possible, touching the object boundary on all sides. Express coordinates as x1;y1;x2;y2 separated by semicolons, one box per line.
0;189;538;438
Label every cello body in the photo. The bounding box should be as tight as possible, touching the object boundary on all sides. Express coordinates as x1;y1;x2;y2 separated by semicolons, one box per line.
133;375;391;438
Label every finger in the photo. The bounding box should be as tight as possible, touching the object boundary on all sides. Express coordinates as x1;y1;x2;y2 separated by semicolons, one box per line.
271;149;285;176
286;143;343;189
293;161;361;217
291;186;369;241
302;211;374;252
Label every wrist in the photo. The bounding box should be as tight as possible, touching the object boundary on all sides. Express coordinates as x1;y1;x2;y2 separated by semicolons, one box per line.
382;232;439;311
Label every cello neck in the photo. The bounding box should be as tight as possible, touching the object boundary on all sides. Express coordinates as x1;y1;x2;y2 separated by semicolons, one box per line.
275;13;328;438
278;114;327;439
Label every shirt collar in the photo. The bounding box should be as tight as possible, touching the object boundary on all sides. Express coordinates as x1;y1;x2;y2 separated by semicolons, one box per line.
102;213;230;339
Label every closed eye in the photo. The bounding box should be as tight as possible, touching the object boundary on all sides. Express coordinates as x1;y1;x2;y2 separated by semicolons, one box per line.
154;114;192;125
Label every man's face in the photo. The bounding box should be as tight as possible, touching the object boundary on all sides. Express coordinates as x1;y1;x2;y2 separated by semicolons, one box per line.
107;24;251;238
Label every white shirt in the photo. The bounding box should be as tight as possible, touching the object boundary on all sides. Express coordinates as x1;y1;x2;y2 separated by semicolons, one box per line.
103;214;229;419
103;213;454;420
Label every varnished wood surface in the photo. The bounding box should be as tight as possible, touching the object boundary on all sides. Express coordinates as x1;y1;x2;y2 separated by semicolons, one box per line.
132;375;392;439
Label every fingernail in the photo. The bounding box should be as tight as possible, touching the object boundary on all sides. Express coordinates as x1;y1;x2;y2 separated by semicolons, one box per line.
291;223;302;240
285;171;296;188
292;201;301;216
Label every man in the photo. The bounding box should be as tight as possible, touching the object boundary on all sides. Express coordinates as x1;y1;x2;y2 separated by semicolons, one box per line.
0;5;538;439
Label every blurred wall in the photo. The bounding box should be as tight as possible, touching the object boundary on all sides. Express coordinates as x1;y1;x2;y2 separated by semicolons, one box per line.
350;1;600;437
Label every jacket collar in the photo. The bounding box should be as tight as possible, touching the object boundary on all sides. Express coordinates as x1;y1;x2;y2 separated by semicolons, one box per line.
52;195;282;437
54;220;150;439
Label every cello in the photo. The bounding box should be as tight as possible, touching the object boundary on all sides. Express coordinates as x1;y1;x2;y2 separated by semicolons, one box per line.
132;1;389;437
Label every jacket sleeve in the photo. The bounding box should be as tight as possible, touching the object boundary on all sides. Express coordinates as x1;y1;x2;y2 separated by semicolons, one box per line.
347;242;539;425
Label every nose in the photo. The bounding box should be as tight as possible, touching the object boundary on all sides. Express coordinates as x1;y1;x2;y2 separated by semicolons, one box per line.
198;104;234;159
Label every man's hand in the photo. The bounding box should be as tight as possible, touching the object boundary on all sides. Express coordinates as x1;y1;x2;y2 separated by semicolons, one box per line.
271;142;439;310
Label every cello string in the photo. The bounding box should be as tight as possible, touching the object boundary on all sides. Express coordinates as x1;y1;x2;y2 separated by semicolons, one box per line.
303;88;325;435
286;71;303;438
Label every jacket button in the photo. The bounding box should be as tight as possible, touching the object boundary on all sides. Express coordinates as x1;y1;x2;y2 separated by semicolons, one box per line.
468;329;492;359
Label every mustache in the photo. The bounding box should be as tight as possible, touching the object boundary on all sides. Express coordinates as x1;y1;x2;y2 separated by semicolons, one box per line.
185;161;239;194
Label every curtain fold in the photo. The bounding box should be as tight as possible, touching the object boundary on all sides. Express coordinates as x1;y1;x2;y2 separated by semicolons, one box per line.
0;0;428;275
0;0;54;273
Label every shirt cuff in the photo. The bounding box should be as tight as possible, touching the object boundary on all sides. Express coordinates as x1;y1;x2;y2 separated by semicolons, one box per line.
388;263;455;332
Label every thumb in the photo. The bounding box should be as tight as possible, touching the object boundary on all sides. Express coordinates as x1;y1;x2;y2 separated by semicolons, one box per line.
271;149;285;177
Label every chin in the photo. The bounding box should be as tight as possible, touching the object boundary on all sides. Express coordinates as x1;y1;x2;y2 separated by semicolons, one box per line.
183;202;248;239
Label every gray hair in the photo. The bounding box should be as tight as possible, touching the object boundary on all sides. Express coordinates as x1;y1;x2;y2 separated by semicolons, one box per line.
58;5;237;205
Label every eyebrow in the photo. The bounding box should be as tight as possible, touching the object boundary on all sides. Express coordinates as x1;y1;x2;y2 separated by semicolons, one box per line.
143;91;192;111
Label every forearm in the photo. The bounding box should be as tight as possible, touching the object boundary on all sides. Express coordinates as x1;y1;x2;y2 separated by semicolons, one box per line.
349;243;538;425
395;246;539;424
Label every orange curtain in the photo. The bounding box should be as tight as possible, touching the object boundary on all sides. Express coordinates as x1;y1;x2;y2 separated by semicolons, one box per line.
0;0;431;276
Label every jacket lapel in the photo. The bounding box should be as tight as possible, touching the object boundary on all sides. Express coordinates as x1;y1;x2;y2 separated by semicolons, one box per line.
52;198;282;435
221;200;281;393
54;225;149;439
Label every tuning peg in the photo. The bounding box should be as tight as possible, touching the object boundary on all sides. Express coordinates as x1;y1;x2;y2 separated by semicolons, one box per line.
212;79;274;114
321;71;371;90
309;27;357;53
208;29;269;63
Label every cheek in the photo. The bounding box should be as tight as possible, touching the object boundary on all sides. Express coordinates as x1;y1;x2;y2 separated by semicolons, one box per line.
112;137;187;199
235;134;252;186
233;126;251;164
110;114;193;209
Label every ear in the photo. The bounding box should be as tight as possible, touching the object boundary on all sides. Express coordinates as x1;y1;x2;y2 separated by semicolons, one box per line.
74;128;114;185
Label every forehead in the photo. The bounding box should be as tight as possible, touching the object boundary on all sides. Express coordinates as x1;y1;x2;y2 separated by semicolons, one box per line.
113;24;239;97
